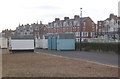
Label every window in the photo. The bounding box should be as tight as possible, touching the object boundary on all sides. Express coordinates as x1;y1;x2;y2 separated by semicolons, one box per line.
75;32;80;36
99;22;101;26
82;32;88;37
74;21;78;26
74;27;76;31
83;26;86;32
60;22;63;27
76;38;80;42
26;29;29;31
66;21;69;26
83;28;86;32
91;32;95;37
92;27;95;32
57;22;60;27
71;21;74;26
77;38;80;42
11;32;15;35
67;27;69;32
68;27;72;32
63;28;65;32
92;22;94;27
25;32;27;35
63;22;67;26
118;21;120;25
69;21;73;26
83;22;86;26
20;30;23;32
54;23;57;27
50;23;53;27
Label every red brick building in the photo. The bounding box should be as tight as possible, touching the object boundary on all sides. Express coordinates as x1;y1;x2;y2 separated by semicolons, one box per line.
46;15;97;42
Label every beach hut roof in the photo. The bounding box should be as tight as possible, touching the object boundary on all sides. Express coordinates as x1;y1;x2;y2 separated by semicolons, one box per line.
10;35;34;39
58;33;75;39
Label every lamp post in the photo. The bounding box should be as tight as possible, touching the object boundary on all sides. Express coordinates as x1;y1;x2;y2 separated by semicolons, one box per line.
79;8;82;51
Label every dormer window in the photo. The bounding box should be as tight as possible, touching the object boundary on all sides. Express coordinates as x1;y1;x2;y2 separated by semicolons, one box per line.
74;20;77;26
63;21;67;26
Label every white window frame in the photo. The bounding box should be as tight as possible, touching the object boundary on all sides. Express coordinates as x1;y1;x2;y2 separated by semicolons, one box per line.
91;32;95;37
82;32;88;37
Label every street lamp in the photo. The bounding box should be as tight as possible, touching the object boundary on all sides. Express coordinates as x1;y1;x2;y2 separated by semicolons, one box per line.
79;8;82;51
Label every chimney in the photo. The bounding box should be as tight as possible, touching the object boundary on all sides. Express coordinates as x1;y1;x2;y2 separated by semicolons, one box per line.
40;21;42;24
74;15;80;19
110;14;114;19
64;17;69;20
55;18;60;21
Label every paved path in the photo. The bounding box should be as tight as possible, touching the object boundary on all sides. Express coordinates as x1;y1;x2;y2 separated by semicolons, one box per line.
35;49;118;67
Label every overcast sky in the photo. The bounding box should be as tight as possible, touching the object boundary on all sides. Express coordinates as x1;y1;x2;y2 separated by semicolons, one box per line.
0;0;119;32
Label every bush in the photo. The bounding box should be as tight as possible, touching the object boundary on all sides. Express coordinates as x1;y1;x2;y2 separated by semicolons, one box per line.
75;42;120;54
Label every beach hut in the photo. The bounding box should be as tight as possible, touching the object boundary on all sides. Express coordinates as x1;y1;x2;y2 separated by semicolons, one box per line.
47;33;75;50
35;36;41;48
39;36;43;48
51;34;57;50
9;35;34;51
48;34;53;50
42;35;48;49
56;33;75;50
0;37;8;49
35;35;48;49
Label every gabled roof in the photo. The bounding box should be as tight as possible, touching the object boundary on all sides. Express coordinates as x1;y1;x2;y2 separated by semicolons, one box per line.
49;17;89;24
104;14;118;21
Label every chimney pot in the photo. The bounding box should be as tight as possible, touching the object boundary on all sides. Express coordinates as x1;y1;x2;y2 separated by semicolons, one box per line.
74;15;80;19
55;18;60;21
64;17;69;20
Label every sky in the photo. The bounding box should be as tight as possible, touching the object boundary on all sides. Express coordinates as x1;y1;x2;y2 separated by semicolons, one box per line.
0;0;119;32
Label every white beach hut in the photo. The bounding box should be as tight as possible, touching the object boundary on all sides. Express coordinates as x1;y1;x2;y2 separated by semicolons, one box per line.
9;35;34;51
0;37;8;49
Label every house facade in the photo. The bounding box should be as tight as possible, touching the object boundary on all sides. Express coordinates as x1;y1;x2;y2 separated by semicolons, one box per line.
47;15;97;42
15;21;47;36
1;29;16;38
97;14;120;41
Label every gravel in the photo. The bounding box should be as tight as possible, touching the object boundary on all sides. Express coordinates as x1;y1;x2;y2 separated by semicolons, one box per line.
2;51;118;77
